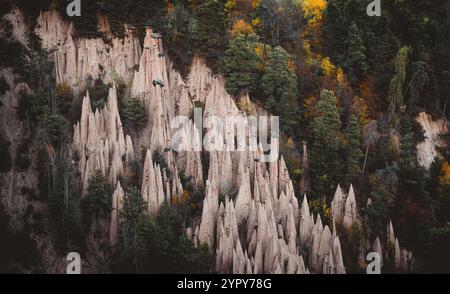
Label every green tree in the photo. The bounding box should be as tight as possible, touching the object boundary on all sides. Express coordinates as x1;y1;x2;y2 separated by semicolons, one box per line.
387;47;409;127
38;111;65;148
323;0;368;65
309;89;342;202
323;0;348;65
162;0;195;77
122;97;147;129
81;170;113;228
364;185;395;237
112;189;214;273
395;116;429;249
47;148;85;253
423;158;450;272
150;202;214;273
344;113;363;185
112;185;150;272
346;23;368;83
398;115;418;172
192;0;227;72
220;34;259;96
261;46;299;134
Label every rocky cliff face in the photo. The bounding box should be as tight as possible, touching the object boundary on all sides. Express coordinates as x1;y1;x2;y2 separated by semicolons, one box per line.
3;8;427;273
72;85;135;195
0;8;63;272
35;10;141;93
63;24;419;273
416;112;448;170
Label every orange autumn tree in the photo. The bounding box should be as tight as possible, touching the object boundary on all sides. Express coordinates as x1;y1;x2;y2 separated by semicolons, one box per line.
351;95;370;130
231;19;255;36
439;161;450;187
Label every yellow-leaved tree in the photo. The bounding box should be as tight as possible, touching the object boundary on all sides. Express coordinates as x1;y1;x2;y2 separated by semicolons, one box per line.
231;19;255;36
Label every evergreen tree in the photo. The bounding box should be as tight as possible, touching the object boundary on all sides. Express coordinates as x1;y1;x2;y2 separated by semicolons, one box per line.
122;97;146;129
420;157;450;272
363;166;398;237
427;159;450;228
219;34;259;96
397;115;428;203
192;0;227;72
346;23;368;83
395;115;429;250
398;115;418;172
261;46;299;134
323;0;367;66
162;0;194;77
323;0;347;65
38;111;65;148
48;149;85;253
113;185;150;273
81;170;113;228
344;113;363;185
310;89;342;202
112;188;214;273
376;115;396;163
387;47;409;127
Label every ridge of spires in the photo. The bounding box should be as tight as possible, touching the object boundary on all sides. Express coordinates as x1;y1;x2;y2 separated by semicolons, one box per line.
63;21;417;273
73;84;134;195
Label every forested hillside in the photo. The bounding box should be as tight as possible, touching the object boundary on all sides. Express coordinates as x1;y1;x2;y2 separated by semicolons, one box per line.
0;0;449;273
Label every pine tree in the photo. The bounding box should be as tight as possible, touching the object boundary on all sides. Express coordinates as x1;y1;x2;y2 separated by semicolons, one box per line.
82;170;113;227
398;115;428;202
399;115;417;172
323;0;348;65
261;46;299;134
310;89;342;202
122;97;146;129
344;113;363;185
192;0;227;72
113;185;150;273
394;115;430;250
162;0;194;77
47;149;84;253
220;34;259;96
112;189;214;273
365;185;394;237
346;23;368;83
387;47;409;127
323;0;367;67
